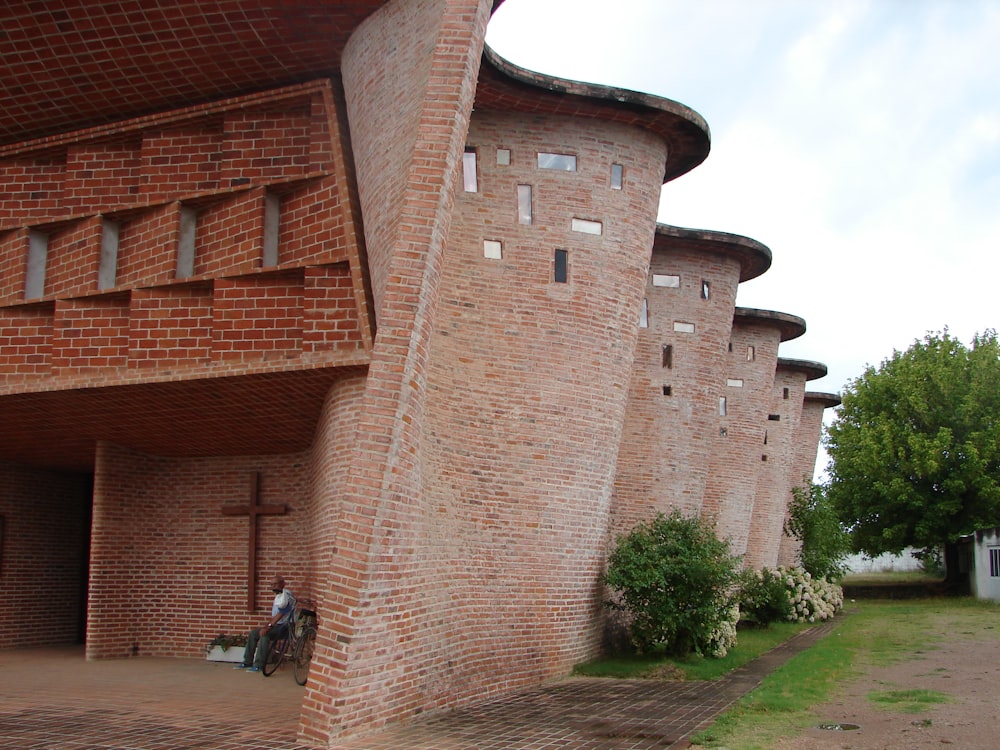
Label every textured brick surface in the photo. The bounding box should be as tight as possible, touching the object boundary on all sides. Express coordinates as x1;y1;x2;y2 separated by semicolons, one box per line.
0;2;839;747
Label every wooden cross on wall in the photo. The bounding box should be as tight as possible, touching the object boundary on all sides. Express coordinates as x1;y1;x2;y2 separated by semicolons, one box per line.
222;472;287;612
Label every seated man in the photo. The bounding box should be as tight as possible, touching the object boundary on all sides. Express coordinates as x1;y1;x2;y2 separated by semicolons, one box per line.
236;575;296;672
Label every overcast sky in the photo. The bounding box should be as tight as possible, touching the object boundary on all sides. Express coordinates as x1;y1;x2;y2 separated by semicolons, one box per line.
487;0;1000;477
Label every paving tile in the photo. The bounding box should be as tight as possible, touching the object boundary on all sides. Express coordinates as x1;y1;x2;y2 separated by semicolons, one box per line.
0;624;835;749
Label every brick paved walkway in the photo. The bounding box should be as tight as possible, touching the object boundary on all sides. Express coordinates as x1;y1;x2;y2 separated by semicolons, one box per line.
0;623;836;750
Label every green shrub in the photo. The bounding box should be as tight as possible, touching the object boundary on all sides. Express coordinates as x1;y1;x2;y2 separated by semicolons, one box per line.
737;568;794;627
604;510;742;656
784;483;850;580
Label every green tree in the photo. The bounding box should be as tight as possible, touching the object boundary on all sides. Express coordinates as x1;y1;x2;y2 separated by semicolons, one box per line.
784;483;850;580
604;510;741;655
826;329;1000;582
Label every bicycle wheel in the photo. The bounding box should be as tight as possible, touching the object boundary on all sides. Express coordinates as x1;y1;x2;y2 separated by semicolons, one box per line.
292;626;316;686
261;633;288;677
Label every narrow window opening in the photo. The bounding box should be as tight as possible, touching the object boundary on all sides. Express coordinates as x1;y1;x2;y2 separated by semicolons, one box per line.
762;454;768;461
537;152;576;171
462;147;478;192
661;344;673;368
262;192;280;267
720;427;728;437
177;205;197;279
728;341;733;353
496;148;511;166
25;230;49;299
783;387;790;400
768;414;781;421
483;240;502;260
639;298;648;328
517;184;532;225
98;219;120;291
990;547;1000;577
554;249;568;283
747;345;755;361
764;430;768;445
662;385;672;396
719;397;727;416
701;280;710;299
610;163;624;190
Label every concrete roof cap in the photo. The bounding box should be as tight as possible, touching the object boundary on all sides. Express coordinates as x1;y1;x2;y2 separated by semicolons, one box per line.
653;224;772;282
734;307;807;342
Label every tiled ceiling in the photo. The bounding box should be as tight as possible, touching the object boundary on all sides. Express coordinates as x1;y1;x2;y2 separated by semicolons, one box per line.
0;1;385;147
0;368;362;471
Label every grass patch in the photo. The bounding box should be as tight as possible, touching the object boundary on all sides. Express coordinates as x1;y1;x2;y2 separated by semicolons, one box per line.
572;621;811;682
867;688;952;713
690;598;1000;749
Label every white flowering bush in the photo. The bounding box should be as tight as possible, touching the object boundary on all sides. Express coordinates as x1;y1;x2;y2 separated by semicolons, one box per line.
703;604;740;658
777;566;844;623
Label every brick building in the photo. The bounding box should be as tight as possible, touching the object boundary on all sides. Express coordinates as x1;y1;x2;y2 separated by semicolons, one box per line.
0;1;836;744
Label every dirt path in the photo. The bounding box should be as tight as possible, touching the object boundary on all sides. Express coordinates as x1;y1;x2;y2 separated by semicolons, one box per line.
772;618;1000;749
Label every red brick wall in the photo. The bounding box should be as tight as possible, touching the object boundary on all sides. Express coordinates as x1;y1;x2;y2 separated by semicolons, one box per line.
0;462;91;648
744;367;807;569
612;244;741;536
86;442;312;660
777;393;836;567
703;319;781;558
302;0;492;742
419;109;667;705
0;80;370;396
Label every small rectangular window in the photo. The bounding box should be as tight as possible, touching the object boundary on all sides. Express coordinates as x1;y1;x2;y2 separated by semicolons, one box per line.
727;378;743;387
673;321;695;333
483;240;502;260
701;280;710;299
537;152;576;171
554;249;568;283
747;345;755;361
768;414;781;421
720;427;728;437
571;218;602;235
719;397;727;416
610;163;624;190
517;184;532;225
662;344;673;368
639;298;648;328
496;148;511;166
462;148;478;192
652;274;680;288
783;387;790;399
990;547;1000;577
662;385;672;396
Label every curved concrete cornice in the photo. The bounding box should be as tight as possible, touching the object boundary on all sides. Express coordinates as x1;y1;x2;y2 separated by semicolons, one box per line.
476;45;711;183
653;224;772;282
734;307;806;342
804;391;842;408
777;357;827;381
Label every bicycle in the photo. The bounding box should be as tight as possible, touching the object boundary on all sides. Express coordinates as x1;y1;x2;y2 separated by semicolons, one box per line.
262;601;318;685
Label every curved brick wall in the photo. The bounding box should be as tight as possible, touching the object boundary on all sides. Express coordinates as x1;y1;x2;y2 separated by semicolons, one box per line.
703;310;804;559
777;389;840;567
744;364;809;568
420;109;668;695
612;228;770;536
